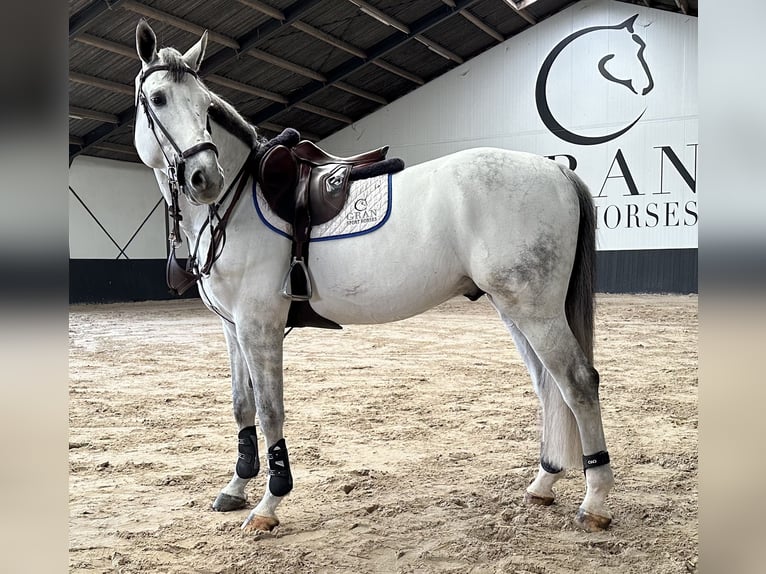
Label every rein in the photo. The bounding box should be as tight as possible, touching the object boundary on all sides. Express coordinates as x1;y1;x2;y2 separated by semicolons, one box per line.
165;146;257;298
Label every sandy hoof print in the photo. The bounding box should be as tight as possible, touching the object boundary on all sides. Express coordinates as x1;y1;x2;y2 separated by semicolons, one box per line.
524;491;555;506
241;514;280;533
574;508;612;531
211;493;248;512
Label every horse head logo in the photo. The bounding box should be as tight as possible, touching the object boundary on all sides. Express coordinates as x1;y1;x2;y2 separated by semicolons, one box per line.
536;14;654;145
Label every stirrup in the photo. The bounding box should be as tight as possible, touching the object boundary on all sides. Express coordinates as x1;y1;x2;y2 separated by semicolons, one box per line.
281;257;312;301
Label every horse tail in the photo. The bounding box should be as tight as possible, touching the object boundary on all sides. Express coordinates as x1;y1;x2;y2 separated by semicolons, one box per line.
538;166;596;470
563;167;596;363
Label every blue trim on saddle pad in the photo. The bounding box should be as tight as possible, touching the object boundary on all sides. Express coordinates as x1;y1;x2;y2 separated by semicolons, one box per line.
252;173;393;242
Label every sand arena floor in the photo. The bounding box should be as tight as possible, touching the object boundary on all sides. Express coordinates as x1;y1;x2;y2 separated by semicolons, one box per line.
69;294;697;573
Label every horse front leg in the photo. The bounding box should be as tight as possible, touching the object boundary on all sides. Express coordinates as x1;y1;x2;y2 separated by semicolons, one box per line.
236;321;292;533
212;322;259;512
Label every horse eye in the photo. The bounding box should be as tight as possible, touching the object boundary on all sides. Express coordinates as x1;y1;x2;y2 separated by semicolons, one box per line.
150;92;166;106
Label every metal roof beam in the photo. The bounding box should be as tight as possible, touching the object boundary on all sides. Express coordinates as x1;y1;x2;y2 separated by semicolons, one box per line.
349;0;410;34
291;21;367;59
441;0;504;43
237;0;285;21
200;0;324;76
206;75;287;104
372;59;424;85
70;106;119;124
76;33;139;59
350;0;460;63
69;0;127;39
675;0;689;15
121;1;239;50
415;35;464;64
69;71;134;95
248;49;326;82
253;0;482;125
501;0;537;25
92;142;139;155
460;10;504;42
294;103;353;124
236;0;372;62
335;82;387;105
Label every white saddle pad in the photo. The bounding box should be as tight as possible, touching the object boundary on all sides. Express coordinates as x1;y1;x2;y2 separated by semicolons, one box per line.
252;174;392;242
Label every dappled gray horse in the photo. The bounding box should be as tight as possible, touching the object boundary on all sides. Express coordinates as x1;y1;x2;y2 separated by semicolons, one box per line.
132;19;614;534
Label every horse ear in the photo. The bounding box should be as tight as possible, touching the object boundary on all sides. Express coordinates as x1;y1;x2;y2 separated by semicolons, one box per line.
618;14;639;33
136;19;157;64
183;31;208;72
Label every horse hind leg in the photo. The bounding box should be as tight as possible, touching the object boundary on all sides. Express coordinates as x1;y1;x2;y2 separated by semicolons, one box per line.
492;297;614;531
498;315;579;506
516;313;614;531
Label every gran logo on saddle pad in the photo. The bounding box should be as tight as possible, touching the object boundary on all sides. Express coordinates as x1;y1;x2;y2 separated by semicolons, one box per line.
254;173;392;242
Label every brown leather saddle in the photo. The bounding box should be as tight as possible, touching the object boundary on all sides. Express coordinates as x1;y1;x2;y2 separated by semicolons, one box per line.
257;134;404;329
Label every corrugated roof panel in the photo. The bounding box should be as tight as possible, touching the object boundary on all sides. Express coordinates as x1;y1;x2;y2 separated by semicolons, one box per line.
372;0;445;25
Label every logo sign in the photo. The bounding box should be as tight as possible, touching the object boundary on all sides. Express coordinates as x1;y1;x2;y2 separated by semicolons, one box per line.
536;14;654;145
533;11;697;250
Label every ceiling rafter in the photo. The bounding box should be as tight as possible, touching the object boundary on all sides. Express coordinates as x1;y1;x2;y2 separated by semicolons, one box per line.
372;59;424;85
334;82;387;105
441;0;504;42
70;0;326;160
501;0;537;25
76;32;138;59
248;48;327;82
122;1;239;49
252;0;483;125
69;0;128;38
205;74;287;104
675;0;689;15
70;106;119;124
460;9;504;42
70;71;134;95
348;0;464;64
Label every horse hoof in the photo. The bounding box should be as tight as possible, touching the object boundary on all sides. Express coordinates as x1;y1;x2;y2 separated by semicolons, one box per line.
574;508;612;532
212;493;248;512
524;491;555;506
241;514;280;533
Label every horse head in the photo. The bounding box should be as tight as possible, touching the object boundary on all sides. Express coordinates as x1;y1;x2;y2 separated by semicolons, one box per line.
133;20;224;205
597;14;654;97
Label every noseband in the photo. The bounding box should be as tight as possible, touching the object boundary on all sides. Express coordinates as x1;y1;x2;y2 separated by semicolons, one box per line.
136;64;219;202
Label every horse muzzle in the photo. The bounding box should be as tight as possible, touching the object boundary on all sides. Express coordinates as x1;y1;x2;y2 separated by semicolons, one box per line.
184;151;225;204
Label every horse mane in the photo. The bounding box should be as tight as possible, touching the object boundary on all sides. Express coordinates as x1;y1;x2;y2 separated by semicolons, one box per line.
156;47;194;83
208;91;266;149
156;47;265;149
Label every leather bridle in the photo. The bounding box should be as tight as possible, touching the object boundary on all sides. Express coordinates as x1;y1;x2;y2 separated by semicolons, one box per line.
135;63;254;300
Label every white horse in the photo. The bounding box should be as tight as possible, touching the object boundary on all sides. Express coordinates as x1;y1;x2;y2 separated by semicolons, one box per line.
132;20;614;533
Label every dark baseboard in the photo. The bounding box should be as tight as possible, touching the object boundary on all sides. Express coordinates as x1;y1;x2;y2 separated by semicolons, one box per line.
596;248;697;293
69;249;697;303
69;259;198;304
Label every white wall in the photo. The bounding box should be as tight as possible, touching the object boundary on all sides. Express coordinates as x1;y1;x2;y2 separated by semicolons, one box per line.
320;0;698;251
69;156;166;259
